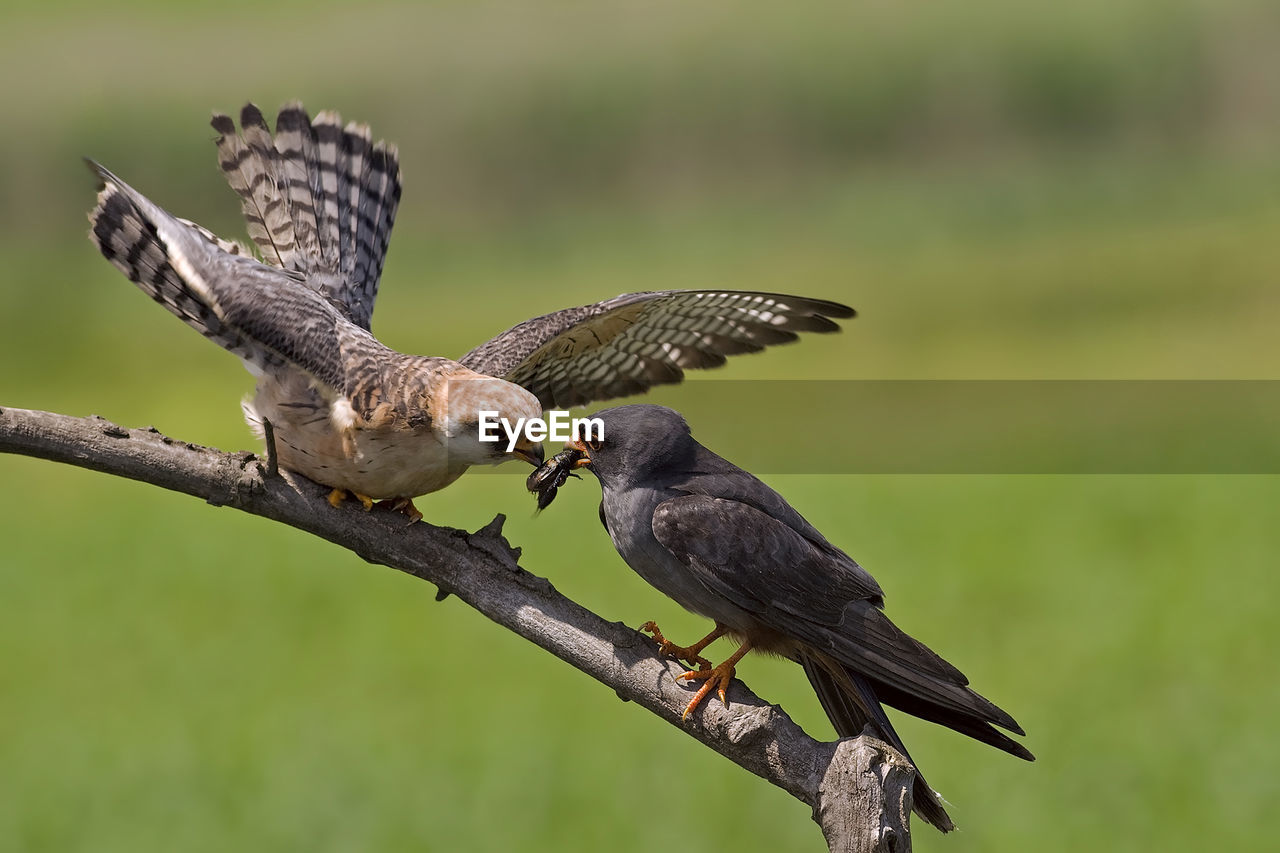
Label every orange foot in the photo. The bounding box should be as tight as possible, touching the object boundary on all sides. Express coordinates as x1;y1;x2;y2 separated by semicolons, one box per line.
327;488;375;511
675;640;754;720
640;621;724;670
377;496;423;524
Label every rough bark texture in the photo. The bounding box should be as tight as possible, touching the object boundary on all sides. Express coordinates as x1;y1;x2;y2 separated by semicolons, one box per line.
818;735;915;853
0;405;913;853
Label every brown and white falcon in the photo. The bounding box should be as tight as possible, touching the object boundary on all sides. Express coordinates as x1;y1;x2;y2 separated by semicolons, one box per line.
88;103;853;520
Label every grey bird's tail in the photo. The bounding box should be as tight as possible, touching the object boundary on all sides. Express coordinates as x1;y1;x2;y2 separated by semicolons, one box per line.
800;651;957;832
211;102;402;331
799;649;1035;833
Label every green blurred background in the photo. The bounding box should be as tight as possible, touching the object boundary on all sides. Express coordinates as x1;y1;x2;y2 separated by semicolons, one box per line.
2;0;1278;850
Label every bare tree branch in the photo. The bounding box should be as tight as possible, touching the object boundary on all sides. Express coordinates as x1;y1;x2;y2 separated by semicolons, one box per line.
0;405;914;853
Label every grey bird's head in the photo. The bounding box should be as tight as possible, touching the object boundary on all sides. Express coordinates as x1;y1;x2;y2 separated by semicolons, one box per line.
567;404;695;488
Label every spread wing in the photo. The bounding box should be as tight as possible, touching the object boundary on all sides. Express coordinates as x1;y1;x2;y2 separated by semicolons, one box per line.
459;291;854;409
650;494;1024;736
89;161;406;409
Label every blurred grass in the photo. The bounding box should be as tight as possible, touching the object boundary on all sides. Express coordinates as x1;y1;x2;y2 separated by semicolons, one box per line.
1;1;1278;851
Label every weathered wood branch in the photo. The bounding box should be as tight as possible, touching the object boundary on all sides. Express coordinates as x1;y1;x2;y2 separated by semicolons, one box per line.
0;405;913;853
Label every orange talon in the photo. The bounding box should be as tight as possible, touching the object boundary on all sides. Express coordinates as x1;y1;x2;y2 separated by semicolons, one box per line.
327;489;374;511
377;496;424;524
674;640;753;720
399;499;423;524
640;621;725;670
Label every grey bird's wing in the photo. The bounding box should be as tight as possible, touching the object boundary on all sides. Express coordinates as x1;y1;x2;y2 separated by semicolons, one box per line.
88;160;397;406
650;494;1028;748
666;444;881;592
211;103;402;331
459;291;854;409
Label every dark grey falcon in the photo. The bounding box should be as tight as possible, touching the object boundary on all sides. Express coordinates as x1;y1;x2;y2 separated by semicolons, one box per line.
535;404;1033;833
87;102;853;521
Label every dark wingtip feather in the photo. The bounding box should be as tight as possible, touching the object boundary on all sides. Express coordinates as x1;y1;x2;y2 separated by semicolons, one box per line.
817;299;856;319
89;191;125;256
210;112;235;137
239;102;267;130
976;696;1026;736
753;292;856;320
776;314;842;334
275;102;311;132
781;295;855;319
82;157;112;187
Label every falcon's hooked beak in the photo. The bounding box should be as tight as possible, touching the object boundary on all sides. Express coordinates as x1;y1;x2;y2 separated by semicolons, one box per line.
511;437;545;467
567;438;593;468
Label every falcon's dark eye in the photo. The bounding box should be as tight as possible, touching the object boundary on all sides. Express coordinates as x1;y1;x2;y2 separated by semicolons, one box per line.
585;437;604;452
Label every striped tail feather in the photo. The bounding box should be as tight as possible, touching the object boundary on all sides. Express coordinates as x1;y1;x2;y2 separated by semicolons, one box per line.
211;106;293;269
211;102;401;331
268;104;330;272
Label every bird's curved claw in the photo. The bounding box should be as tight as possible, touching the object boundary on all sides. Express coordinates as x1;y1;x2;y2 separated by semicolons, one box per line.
329;488;419;522
640;621;712;670
377;496;423;525
676;659;738;719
